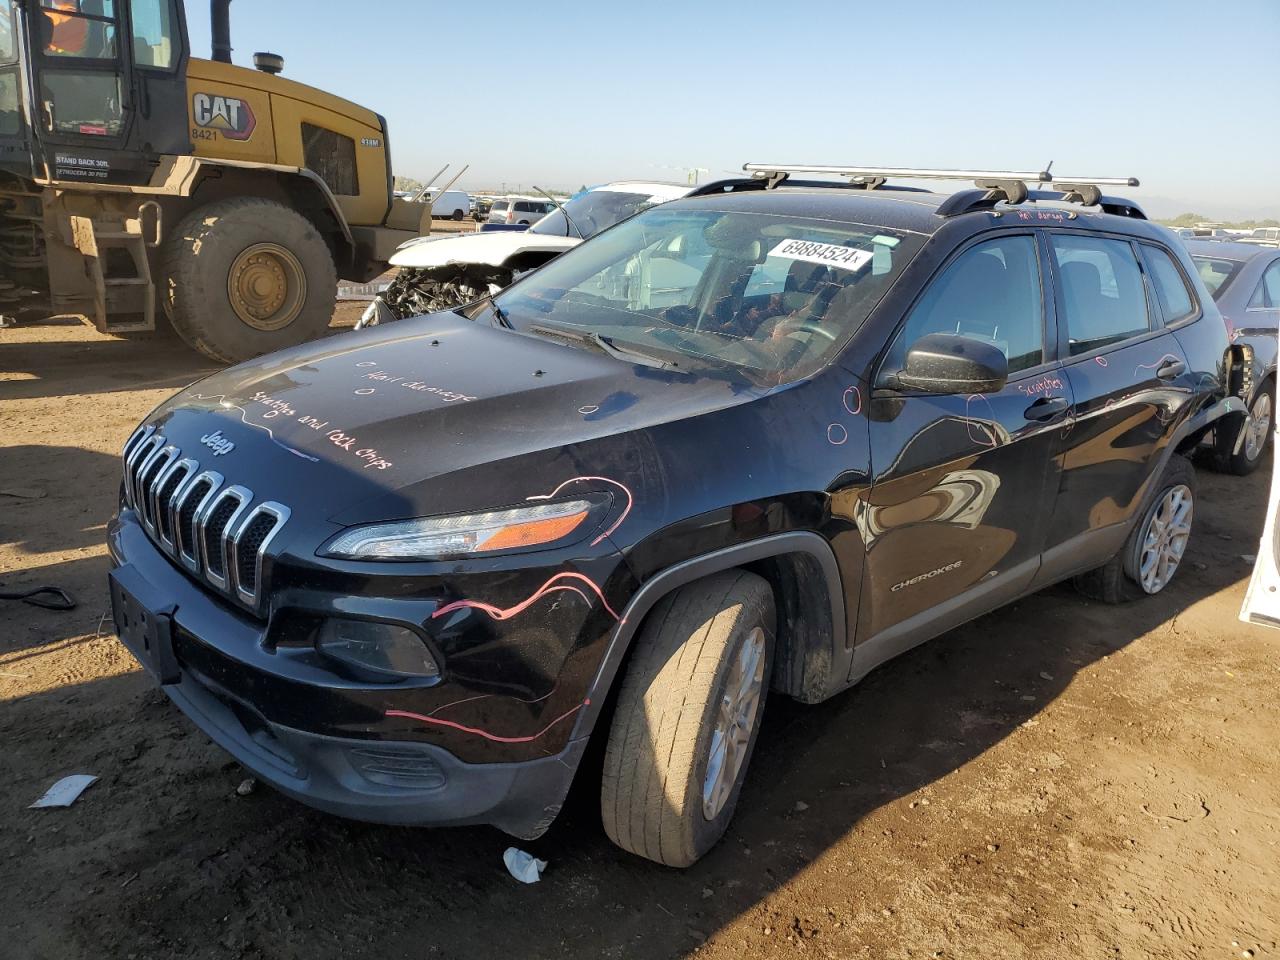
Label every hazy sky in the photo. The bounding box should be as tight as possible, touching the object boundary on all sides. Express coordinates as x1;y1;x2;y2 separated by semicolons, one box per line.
188;0;1280;220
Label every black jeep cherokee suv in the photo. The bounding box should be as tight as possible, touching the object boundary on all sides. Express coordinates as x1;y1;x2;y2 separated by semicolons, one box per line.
108;165;1243;867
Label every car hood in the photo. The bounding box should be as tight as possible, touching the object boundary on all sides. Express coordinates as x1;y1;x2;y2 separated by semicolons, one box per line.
388;230;579;268
146;315;767;529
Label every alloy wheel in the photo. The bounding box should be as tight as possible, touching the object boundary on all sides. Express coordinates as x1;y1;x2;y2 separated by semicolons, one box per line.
1136;484;1194;594
702;626;766;820
1243;392;1273;463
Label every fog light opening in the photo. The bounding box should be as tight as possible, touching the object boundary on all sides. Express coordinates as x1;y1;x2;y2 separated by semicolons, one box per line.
316;619;440;681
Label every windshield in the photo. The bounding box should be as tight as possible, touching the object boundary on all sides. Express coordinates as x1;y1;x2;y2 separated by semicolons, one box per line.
1192;255;1241;299
532;189;672;240
496;205;922;384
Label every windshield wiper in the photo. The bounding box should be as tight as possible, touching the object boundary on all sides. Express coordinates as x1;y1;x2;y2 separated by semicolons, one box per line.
477;295;511;328
528;321;677;370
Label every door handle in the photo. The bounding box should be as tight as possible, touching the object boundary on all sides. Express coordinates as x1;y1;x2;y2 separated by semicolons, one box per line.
1157;359;1186;380
1024;396;1068;421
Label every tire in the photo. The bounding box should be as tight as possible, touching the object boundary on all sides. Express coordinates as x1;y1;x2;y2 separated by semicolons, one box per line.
451;208;464;221
1073;454;1196;604
1212;384;1272;476
601;570;774;867
161;197;338;364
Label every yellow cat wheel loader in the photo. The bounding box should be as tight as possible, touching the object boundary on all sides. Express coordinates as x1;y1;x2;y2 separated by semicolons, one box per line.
0;0;426;362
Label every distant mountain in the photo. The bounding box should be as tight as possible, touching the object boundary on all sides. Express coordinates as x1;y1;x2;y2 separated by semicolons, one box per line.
1140;194;1280;223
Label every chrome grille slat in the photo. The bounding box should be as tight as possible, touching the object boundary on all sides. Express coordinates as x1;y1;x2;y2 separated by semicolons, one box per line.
132;439;169;518
230;503;289;605
174;471;221;569
125;432;162;509
140;445;179;535
120;430;288;614
199;486;252;591
154;457;197;550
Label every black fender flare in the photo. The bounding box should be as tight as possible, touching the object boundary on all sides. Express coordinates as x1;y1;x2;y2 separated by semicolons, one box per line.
1166;394;1245;467
569;531;849;742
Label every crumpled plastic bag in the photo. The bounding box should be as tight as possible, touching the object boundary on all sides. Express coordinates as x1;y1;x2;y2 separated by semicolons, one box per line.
503;846;547;884
30;774;98;808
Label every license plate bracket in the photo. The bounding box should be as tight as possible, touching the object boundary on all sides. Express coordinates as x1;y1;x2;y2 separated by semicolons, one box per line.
109;565;180;684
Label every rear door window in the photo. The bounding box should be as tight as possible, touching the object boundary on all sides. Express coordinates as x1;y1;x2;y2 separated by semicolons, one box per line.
1140;244;1196;324
1050;234;1151;355
1193;256;1239;298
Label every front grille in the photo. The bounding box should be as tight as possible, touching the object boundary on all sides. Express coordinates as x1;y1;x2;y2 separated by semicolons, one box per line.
120;426;290;612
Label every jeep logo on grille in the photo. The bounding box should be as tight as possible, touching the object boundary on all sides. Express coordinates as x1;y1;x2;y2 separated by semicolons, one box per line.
200;430;235;457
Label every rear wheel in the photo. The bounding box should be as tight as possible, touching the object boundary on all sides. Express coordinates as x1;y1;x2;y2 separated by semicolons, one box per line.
1213;386;1272;476
1074;455;1196;604
601;570;774;867
161;198;337;364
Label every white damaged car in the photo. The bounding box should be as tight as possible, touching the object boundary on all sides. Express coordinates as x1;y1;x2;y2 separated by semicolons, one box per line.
363;181;699;324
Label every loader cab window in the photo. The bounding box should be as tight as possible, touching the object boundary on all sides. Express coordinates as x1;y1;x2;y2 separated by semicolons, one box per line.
128;0;178;69
35;0;126;138
40;0;118;59
1;0;15;62
0;0;16;137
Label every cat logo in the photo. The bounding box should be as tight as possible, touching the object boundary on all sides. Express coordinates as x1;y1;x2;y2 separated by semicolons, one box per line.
192;92;257;141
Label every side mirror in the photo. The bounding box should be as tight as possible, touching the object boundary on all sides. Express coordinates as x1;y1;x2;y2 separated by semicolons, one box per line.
897;333;1008;395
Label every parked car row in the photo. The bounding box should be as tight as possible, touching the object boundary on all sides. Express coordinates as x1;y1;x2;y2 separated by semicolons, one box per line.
1186;239;1280;474
110;163;1251;868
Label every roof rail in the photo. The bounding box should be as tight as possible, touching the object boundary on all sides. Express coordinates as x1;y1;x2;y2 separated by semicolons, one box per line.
740;163;1142;217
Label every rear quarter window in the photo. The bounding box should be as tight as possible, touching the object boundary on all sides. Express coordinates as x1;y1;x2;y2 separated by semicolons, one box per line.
1141;244;1196;324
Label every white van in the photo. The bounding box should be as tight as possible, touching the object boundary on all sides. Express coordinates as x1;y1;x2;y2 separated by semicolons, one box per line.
425;188;473;221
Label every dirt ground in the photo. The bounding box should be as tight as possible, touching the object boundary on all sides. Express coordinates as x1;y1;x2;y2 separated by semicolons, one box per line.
2;313;1278;960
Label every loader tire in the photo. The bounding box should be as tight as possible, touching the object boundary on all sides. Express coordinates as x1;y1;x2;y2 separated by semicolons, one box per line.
162;198;337;364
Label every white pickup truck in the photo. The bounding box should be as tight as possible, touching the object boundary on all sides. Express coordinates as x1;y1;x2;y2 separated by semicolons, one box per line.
364;181;697;322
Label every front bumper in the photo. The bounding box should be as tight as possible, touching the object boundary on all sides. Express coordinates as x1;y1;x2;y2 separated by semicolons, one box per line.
106;512;586;839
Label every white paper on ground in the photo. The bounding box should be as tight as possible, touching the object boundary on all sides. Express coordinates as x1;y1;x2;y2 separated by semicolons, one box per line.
503;846;547;884
30;774;98;808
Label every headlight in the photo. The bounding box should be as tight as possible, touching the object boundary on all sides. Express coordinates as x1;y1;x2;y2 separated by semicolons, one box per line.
321;499;593;561
316;618;439;679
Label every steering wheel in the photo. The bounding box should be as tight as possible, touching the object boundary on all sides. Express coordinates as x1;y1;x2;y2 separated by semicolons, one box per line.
773;317;838;342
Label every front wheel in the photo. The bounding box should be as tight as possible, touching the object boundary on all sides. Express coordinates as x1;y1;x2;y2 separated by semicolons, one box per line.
601;570;774;867
1074;455;1196;603
451;208;465;221
161;198;338;364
